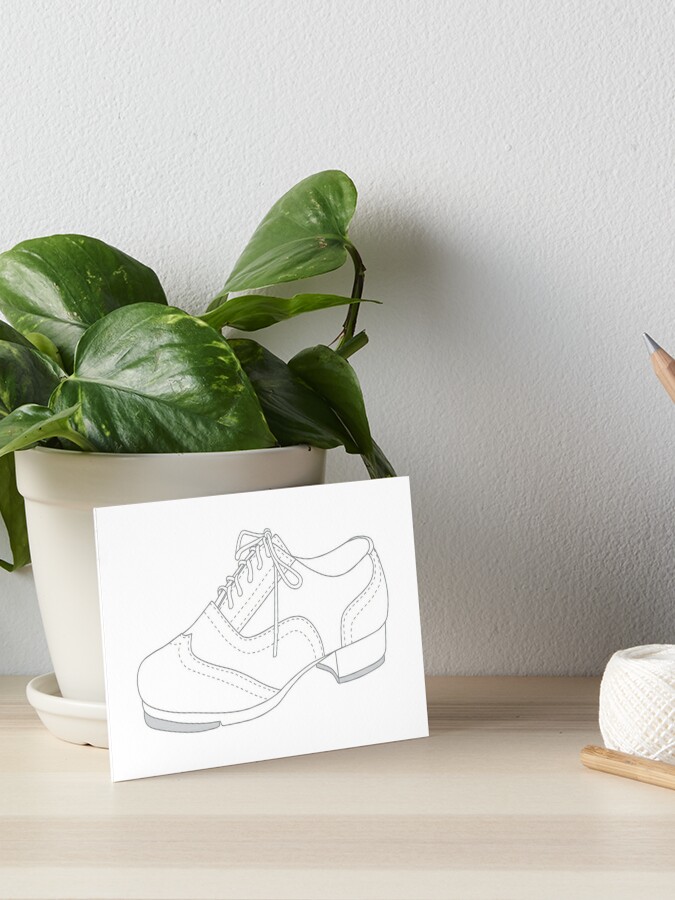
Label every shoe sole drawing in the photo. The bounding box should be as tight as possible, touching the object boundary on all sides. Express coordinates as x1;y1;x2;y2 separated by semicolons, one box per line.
315;654;385;684
142;624;386;732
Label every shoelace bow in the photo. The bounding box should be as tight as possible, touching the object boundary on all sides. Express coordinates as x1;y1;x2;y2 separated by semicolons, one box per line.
216;529;302;657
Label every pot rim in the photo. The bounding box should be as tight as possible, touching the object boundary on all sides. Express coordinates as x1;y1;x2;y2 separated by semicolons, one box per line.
24;443;317;461
16;443;326;508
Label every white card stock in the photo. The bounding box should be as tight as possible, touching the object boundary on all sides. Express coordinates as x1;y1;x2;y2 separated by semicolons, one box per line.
94;476;428;781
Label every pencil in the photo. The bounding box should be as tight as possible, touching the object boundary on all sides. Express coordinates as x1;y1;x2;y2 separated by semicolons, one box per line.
580;744;675;791
644;333;675;403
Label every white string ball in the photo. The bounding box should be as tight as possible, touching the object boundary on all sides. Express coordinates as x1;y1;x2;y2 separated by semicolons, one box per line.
599;644;675;762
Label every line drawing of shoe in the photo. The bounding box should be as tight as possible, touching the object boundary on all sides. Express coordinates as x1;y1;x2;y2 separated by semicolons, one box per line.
137;528;389;732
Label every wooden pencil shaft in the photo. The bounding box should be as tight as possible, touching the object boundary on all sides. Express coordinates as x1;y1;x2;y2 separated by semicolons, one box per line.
580;744;675;791
650;348;675;404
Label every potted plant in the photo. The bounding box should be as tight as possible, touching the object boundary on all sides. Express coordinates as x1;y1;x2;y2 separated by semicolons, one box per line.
0;170;394;741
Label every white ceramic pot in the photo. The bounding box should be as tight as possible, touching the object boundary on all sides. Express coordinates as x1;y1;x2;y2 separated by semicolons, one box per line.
15;445;326;704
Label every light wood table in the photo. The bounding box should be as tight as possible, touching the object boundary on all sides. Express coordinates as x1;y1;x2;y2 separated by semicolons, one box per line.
2;676;674;899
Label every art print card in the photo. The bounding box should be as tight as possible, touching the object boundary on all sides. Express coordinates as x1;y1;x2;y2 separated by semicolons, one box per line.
94;476;428;781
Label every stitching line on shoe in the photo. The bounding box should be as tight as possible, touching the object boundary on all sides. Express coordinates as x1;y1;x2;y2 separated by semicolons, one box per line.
343;555;383;644
206;606;323;659
230;569;274;628
176;638;275;700
348;562;383;643
341;555;379;643
228;544;296;629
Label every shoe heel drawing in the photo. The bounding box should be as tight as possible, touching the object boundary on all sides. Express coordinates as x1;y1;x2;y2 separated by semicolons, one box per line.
316;624;386;684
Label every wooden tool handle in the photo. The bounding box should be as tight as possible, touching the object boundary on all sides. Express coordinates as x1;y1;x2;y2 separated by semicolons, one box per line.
581;744;675;790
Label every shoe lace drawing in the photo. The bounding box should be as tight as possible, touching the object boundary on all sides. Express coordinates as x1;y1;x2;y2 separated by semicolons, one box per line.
137;528;388;732
215;529;303;658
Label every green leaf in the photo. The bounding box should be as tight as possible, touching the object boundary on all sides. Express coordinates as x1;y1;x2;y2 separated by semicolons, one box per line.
288;344;396;479
206;291;228;313
0;454;29;571
0;321;65;569
0;331;63;418
221;171;357;293
50;304;275;453
289;344;373;456
0;234;167;370
202;292;374;332
24;332;65;369
0;320;33;349
230;339;356;451
0;404;90;456
362;440;397;479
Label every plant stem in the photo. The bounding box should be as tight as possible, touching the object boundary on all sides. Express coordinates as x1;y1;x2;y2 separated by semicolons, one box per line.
337;330;369;359
64;433;96;452
337;243;366;350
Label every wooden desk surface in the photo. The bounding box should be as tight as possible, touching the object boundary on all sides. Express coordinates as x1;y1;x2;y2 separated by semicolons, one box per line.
2;675;674;899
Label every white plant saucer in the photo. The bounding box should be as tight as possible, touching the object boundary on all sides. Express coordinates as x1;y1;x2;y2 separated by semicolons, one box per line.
26;673;108;749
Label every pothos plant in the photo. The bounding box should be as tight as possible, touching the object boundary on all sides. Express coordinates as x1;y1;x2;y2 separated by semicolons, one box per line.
0;170;395;571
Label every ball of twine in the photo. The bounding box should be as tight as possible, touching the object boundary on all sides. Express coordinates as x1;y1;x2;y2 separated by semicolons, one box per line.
599;644;675;762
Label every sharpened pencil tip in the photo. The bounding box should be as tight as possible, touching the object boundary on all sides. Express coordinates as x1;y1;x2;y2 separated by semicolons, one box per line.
643;333;662;355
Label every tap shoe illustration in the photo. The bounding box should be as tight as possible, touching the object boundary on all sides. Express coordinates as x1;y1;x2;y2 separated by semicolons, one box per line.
137;528;388;731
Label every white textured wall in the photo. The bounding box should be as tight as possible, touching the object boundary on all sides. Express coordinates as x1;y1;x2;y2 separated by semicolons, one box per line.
1;0;675;676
